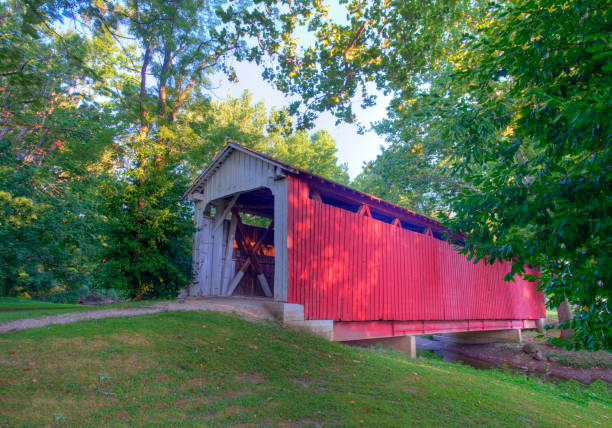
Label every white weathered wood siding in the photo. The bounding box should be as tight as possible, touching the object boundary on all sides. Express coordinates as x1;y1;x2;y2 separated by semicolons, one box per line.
190;207;218;296
273;178;288;301
187;148;289;301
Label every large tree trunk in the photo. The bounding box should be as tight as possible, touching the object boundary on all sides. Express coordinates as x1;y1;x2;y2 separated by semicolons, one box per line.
557;299;574;340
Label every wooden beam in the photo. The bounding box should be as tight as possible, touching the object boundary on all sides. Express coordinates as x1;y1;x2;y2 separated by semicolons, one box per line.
392;218;401;228
232;204;274;219
226;270;246;296
213;193;239;232
226;211;274;297
358;204;372;218
221;214;238;295
190;192;206;201
234;212;265;276
210;200;226;295
425;227;433;237
226;224;273;297
256;274;272;297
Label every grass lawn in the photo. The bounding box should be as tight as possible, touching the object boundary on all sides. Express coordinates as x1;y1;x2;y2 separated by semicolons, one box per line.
546;310;559;320
1;312;610;427
0;298;158;323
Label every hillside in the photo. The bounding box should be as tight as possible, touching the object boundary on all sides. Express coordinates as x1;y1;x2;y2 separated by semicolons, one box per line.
1;311;610;427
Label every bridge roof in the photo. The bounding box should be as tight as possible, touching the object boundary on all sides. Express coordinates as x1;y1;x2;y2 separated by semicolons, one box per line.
185;142;446;233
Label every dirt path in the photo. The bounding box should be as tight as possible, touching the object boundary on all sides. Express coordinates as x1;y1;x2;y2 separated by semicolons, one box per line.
0;298;276;333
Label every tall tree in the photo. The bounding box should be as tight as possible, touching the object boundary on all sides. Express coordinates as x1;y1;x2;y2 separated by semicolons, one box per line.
264;0;611;349
441;0;611;349
90;0;324;298
271;129;350;184
0;2;115;296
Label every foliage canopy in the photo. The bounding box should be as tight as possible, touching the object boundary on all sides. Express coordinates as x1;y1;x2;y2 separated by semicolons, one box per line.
264;0;611;349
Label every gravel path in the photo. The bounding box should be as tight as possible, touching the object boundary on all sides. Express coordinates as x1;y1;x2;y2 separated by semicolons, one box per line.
0;297;276;333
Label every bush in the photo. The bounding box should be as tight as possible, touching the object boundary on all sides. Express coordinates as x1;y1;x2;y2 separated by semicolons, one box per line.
47;288;80;304
78;285;90;300
97;166;193;299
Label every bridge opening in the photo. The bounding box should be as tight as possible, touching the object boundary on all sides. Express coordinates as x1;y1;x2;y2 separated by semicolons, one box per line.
219;187;275;298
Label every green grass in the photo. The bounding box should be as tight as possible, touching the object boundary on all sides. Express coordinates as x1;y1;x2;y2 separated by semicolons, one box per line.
1;312;610;427
0;298;158;323
545;310;558;320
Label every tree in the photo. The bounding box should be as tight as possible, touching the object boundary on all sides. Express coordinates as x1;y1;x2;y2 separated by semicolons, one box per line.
260;0;477;128
442;0;611;349
88;0;298;297
264;0;611;349
1;0;350;299
270;130;350;184
0;2;115;297
180;91;350;184
353;141;453;219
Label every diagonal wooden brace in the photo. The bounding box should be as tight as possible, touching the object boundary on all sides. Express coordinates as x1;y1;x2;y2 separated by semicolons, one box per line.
226;209;274;297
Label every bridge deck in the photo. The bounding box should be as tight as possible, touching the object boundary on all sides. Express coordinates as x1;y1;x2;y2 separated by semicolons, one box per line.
333;319;538;342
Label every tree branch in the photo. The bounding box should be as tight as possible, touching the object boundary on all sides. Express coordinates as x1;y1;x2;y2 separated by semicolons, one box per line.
139;46;151;137
343;20;367;60
170;45;238;122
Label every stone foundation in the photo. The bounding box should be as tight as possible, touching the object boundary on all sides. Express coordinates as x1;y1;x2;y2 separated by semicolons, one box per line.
442;328;522;344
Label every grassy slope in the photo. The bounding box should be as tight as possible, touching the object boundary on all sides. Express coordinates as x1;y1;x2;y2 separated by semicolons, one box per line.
0;298;157;323
0;312;610;427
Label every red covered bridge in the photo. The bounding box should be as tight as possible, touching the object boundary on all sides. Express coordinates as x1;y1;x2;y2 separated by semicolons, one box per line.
184;143;545;349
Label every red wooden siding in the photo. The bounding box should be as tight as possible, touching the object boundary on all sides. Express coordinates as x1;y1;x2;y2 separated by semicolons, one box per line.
287;176;545;322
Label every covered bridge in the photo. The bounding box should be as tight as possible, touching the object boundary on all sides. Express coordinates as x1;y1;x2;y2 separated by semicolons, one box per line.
183;143;545;347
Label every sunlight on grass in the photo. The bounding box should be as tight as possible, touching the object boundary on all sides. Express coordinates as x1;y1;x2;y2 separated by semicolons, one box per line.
0;311;609;427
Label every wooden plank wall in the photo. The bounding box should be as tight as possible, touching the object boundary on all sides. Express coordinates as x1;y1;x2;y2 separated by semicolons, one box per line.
287;176;545;322
188;148;289;300
232;223;275;296
233;255;275;296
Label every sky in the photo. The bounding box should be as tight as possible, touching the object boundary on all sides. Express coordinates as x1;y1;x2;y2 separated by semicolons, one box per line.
208;61;390;179
207;0;392;180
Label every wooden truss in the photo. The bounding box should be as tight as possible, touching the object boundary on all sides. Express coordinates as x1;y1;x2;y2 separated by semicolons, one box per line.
223;208;273;297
